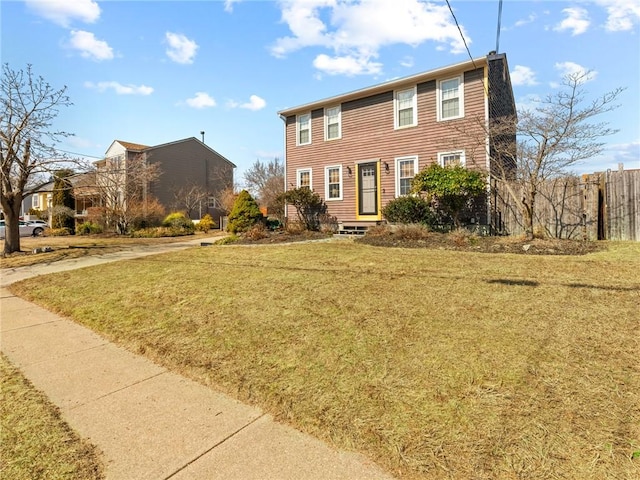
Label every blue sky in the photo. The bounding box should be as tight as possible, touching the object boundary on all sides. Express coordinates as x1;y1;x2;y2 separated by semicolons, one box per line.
2;0;639;184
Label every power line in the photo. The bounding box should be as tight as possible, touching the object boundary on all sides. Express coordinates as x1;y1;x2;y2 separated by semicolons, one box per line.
56;149;103;159
445;0;477;71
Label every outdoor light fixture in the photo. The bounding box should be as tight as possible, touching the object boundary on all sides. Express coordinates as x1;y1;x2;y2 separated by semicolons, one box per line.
346;165;352;175
384;161;390;173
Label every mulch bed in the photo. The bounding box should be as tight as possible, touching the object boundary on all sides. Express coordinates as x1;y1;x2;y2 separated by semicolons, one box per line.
355;232;605;255
235;230;604;255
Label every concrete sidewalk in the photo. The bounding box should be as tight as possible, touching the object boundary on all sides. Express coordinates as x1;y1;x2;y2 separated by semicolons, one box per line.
0;240;394;479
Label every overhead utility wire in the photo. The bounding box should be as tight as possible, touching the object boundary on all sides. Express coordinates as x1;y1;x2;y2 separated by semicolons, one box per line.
444;0;477;71
56;149;103;159
444;0;492;100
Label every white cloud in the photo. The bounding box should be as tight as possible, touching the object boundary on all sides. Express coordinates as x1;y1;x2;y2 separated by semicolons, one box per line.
25;0;100;27
186;92;216;109
69;30;114;61
510;65;538;86
227;95;267;111
400;56;414;68
554;7;590;35
515;93;542;113
271;0;468;76
514;13;537;28
313;53;383;76
594;0;640;32
165;32;198;64
85;81;153;95
241;95;267;111
580;140;640;172
224;0;242;13
555;61;597;83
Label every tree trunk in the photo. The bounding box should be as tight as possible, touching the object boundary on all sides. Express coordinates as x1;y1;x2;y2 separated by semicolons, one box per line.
2;197;23;255
523;190;537;240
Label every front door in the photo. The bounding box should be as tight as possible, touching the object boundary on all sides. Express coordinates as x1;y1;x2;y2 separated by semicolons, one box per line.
358;162;378;216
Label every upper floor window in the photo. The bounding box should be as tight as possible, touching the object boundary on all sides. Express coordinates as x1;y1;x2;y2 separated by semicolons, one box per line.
32;194;39;208
438;76;464;120
395;156;418;196
207;196;219;209
325;106;341;140
395;87;417;128
325;165;342;200
297;168;312;189
107;154;124;170
297;113;311;145
439;151;466;167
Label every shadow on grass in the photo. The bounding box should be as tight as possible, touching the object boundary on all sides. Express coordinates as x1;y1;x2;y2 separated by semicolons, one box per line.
485;279;540;287
565;283;640;292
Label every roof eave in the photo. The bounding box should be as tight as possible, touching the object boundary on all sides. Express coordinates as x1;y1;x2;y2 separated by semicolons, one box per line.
277;55;488;116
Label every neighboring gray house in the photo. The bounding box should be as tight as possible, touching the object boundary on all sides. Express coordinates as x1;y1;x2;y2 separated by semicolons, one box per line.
96;137;235;224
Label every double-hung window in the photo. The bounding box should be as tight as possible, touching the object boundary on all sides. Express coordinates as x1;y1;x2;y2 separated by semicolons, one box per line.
325;106;341;140
32;194;39;209
395;87;417;128
395;156;418;196
297;113;311;145
438;76;463;120
297;168;312;189
325;165;342;200
439;151;465;167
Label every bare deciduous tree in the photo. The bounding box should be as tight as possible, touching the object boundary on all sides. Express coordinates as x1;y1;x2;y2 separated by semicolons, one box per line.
170;183;207;218
1;63;79;254
242;157;284;215
491;72;623;240
92;153;162;234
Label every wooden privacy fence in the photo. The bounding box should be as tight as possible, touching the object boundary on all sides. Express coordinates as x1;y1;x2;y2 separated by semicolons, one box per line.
492;167;640;241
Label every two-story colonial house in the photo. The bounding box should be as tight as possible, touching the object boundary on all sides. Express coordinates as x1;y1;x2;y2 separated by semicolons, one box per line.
278;52;516;232
86;137;236;225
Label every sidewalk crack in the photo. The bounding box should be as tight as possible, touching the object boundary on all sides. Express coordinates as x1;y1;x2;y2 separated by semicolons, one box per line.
163;413;267;479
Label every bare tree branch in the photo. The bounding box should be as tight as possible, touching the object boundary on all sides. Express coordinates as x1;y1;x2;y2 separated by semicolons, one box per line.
1;63;85;254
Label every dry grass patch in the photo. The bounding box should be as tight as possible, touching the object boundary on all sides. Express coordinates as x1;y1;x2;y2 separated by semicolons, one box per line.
0;354;104;479
9;241;640;479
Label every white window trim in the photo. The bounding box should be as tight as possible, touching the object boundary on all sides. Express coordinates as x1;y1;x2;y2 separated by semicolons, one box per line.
324;106;341;141
32;193;39;208
296;113;311;146
324;165;343;201
296;168;312;189
395;156;419;197
438;150;466;167
394;86;417;129
437;75;464;121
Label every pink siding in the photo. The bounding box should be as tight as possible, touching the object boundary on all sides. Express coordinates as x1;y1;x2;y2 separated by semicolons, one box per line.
285;67;489;223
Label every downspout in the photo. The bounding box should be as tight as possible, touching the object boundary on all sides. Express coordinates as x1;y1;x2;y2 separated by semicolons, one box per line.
484;60;492;232
279;114;288;222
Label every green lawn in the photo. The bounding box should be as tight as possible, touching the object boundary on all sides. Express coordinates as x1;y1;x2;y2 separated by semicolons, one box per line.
9;241;640;479
0;354;104;480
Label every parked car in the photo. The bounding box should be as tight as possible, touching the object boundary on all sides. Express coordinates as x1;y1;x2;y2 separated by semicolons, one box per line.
0;220;46;238
25;219;48;227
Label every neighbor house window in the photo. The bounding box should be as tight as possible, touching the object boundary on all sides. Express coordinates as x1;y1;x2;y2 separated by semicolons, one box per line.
325;106;341;140
439;151;466;167
108;154;124;170
438;76;463;120
297;113;311;145
395;156;418;196
207;196;219;209
297;168;312;189
325;165;342;200
32;194;39;208
395;87;417;128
